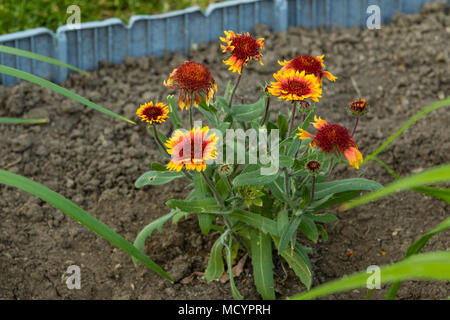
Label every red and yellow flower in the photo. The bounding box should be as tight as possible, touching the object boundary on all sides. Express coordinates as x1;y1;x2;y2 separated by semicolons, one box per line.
297;116;363;169
165;126;218;172
268;69;322;102
278;54;337;82
164;61;217;110
220;30;264;74
136;101;169;124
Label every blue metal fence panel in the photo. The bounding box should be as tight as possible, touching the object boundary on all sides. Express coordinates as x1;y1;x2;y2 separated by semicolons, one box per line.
0;0;447;86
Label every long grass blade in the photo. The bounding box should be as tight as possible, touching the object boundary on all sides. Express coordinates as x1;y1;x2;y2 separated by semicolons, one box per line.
290;251;450;300
0;169;172;282
0;45;89;76
385;217;450;299
0;117;48;124
0;64;135;124
364;97;450;164
341;164;450;210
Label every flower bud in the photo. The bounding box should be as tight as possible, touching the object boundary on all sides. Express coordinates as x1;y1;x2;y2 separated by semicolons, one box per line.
297;100;311;114
348;98;368;116
218;164;233;176
305;160;321;175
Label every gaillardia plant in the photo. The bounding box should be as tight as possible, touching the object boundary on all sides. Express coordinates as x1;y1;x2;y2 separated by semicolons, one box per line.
133;31;382;300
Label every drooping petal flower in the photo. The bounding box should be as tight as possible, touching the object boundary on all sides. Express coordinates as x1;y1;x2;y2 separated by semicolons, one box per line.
220;30;264;74
278;54;337;82
164;61;217;110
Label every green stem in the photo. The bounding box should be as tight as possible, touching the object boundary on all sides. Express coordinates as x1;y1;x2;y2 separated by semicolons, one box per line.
351;116;359;137
304;175;316;209
260;95;271;126
288;102;297;137
201;171;225;209
152;125;169;157
228;68;243;108
227;176;236;196
189;105;194;130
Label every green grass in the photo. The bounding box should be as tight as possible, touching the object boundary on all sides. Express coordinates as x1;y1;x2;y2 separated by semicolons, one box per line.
0;0;221;35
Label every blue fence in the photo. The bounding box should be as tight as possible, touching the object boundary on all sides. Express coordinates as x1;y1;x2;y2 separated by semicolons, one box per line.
0;0;445;86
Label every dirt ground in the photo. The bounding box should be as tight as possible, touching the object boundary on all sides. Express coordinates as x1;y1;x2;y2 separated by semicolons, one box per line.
0;2;449;300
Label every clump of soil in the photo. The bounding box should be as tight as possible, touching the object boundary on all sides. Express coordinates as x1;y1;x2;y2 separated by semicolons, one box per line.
0;2;449;299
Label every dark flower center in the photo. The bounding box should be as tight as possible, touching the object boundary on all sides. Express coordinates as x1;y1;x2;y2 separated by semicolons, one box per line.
284;79;310;96
143;106;163;120
314;124;355;153
289;55;323;78
231;35;260;60
306;161;321;172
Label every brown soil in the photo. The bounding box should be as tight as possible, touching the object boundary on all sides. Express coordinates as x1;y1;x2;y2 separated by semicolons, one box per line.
0;2;449;300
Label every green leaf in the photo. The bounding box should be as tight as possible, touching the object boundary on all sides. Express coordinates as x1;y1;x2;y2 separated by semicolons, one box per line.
278;216;302;254
277;210;289;235
309;190;361;212
198;103;218;127
198;214;216;235
0;44;89;76
0;64;134;124
308;213;338;223
204;235;225;282
225;236;244;300
317;224;329;242
277;114;289;140
166;198;223;214
342;164;450;210
287;137;302;157
132;210;177;267
267;177;296;209
148;126;169;157
233;166;279;188
272;235;312;289
0;117;48;124
230;209;278;236
412;186;450;203
299;215;319;243
0;169;172;282
231;97;266;122
290;251;450;300
135;170;184;187
364;97;450;164
250;229;275;300
151;162;167;171
314;178;382;199
167;95;182;128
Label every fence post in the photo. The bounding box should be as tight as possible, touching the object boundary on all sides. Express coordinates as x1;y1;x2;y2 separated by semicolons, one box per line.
273;0;288;31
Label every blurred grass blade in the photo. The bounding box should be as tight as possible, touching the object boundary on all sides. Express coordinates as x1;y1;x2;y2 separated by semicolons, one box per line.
373;157;450;203
341;164;450;210
0;169;172;283
386;217;450;299
0;45;89;76
364;97;450;164
0;64;135;124
290;251;450;300
0;117;48;124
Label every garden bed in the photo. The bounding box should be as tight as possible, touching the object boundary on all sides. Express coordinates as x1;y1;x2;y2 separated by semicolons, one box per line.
0;2;449;299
